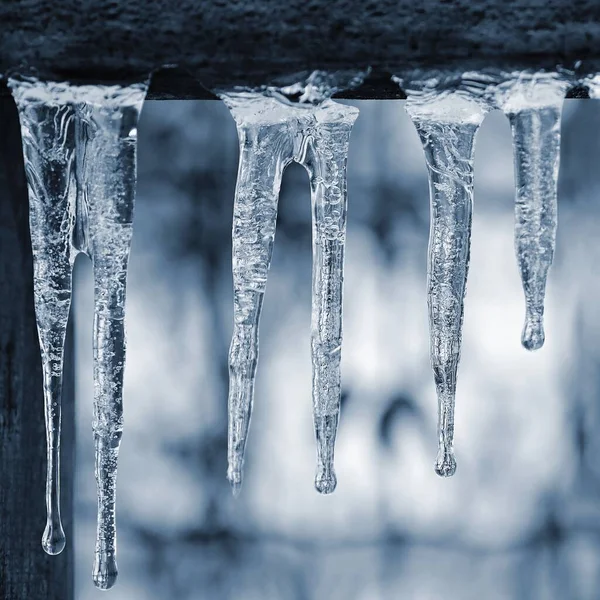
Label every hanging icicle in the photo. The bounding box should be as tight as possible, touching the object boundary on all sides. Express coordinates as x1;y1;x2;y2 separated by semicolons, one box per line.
404;86;489;477
220;89;358;495
492;72;568;350
296;102;357;493
10;82;75;560
9;77;148;590
219;94;294;497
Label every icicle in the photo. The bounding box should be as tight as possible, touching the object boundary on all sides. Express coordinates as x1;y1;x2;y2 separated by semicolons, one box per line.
82;87;146;591
297;103;358;493
220;91;358;495
220;94;295;496
9;78;147;590
493;73;568;350
405;90;488;477
10;83;76;557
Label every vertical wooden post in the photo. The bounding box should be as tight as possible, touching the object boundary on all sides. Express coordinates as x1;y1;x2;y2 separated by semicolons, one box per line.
0;96;74;598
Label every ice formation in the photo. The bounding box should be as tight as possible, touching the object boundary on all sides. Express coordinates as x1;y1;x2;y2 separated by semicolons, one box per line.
404;84;489;477
1;67;581;590
220;90;358;496
9;77;147;590
491;72;568;350
397;69;571;476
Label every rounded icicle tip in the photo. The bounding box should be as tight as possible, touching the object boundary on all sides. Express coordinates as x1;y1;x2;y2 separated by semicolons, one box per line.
521;317;545;351
93;555;118;590
435;447;457;478
315;469;337;495
42;522;66;555
228;468;243;498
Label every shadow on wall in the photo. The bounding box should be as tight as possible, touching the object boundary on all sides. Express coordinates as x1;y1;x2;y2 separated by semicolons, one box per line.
72;99;600;599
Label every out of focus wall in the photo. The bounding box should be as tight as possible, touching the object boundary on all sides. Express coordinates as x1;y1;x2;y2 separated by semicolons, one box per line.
73;99;600;599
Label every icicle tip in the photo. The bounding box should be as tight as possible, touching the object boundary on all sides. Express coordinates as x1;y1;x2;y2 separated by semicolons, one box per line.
315;468;337;495
93;555;118;590
41;521;66;555
521;315;545;351
228;468;243;497
434;446;457;478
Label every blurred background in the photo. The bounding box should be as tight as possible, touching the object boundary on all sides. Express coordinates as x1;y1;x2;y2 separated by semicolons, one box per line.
71;97;600;599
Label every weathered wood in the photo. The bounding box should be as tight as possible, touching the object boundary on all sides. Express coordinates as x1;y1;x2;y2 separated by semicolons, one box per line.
0;1;599;98
0;97;74;600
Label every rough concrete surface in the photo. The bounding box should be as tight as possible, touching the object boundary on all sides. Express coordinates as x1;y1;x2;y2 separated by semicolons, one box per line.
0;1;599;97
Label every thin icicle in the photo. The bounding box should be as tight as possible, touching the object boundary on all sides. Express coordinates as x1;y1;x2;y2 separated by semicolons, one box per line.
406;91;488;477
297;102;358;493
10;84;76;557
81;88;146;591
493;73;568;350
220;91;358;495
9;78;147;590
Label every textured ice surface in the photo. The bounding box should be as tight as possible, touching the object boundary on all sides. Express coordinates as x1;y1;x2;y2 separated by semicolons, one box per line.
398;69;571;474
11;84;75;559
9;77;147;590
405;86;488;477
266;70;367;106
491;73;568;350
584;74;600;98
221;91;358;495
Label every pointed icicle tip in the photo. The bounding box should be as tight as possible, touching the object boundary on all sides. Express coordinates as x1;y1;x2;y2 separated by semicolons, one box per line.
435;446;457;478
93;553;118;590
228;468;243;497
42;521;66;555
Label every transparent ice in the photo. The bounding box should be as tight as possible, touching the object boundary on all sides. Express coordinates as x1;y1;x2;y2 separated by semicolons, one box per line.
492;73;568;350
405;88;488;477
9;77;147;590
220;91;358;495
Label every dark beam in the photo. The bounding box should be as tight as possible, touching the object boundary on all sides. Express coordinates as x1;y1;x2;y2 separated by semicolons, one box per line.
0;1;599;98
0;97;74;599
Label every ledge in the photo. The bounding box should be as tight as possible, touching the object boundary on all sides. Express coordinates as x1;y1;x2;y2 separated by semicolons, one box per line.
1;1;599;98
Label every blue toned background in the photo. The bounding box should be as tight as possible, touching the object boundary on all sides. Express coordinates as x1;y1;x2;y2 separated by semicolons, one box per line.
72;98;600;599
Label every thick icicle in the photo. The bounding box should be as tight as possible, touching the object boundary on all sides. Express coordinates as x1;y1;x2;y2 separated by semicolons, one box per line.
9;78;147;590
406;91;488;477
220;94;295;495
493;74;567;350
297;103;358;493
220;92;358;495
